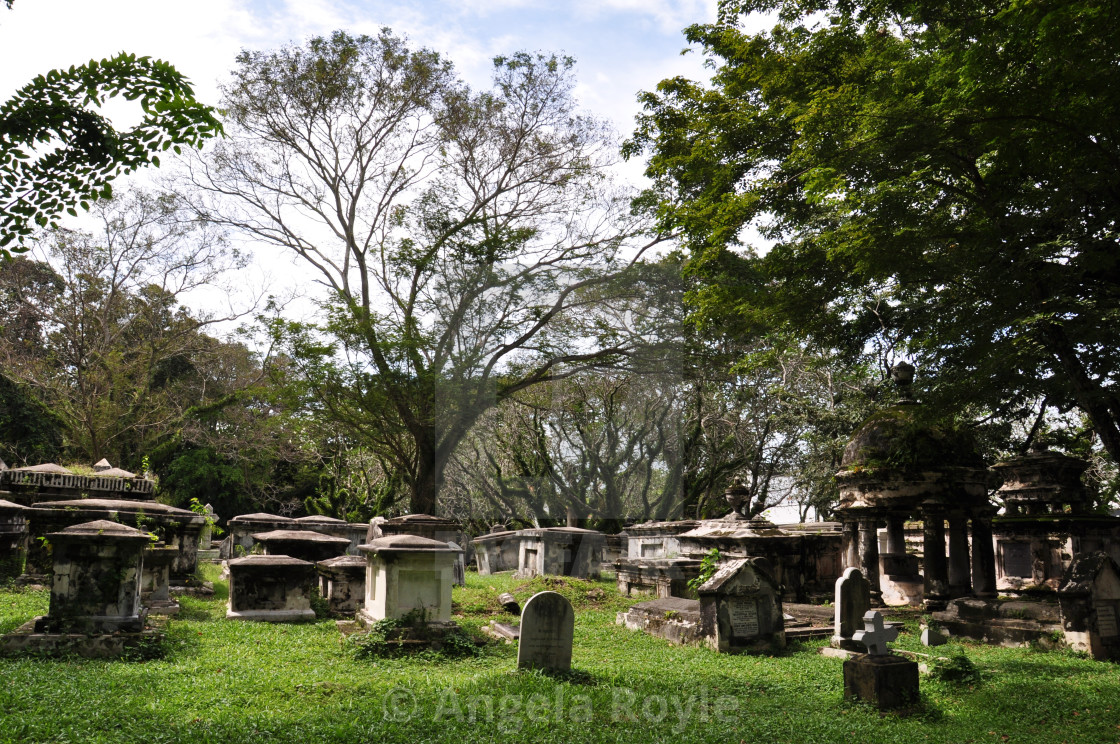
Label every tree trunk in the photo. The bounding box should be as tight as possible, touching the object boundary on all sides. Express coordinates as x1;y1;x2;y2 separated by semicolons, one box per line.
1042;323;1120;463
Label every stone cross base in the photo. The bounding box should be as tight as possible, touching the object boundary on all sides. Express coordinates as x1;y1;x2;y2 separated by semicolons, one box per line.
843;654;920;710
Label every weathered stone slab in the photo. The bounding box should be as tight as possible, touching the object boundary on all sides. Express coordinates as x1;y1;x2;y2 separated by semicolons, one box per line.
1058;551;1120;661
517;591;574;672
226;554;317;622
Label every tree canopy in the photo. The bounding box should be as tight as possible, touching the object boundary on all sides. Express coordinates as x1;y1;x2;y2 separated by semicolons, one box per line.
626;0;1120;463
187;30;663;514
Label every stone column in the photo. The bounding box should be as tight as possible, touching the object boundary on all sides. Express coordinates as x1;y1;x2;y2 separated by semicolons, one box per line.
842;520;860;569
947;513;972;597
858;516;882;606
970;511;997;598
922;509;949;610
885;515;907;554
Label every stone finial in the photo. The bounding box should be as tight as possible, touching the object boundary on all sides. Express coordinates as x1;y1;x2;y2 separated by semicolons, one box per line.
853;611;899;655
890;362;915;387
724;477;751;520
93;458;112;472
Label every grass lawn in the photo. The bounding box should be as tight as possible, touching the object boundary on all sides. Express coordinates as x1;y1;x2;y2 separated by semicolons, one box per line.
1;567;1118;743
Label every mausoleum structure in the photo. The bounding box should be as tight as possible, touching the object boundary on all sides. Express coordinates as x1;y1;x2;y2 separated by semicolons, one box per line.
291;515;369;554
226;555;317;622
357;535;461;626
990;445;1120;592
37;520;150;633
833;363;994;610
0;462;155;504
223;513;296;558
471;526;521;574
674;480;842;602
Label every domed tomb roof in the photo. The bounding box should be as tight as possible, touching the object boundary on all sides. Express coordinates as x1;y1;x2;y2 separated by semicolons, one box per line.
839;403;985;473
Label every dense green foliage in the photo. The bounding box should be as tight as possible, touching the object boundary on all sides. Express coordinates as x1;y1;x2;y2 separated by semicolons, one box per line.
626;0;1120;466
2;570;1120;743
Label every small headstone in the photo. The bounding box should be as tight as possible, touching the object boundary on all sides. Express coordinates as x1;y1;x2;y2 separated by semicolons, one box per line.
517;591;574;672
498;592;521;615
921;627;947;647
853;611;899;655
832;567;871;650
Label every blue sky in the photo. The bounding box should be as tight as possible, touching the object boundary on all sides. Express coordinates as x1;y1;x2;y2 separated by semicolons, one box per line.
1;0;728;156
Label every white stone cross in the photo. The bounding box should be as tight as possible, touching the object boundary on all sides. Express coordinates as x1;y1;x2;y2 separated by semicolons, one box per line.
852;610;898;655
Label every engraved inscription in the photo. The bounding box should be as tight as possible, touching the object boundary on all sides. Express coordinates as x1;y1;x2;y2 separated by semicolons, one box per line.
1097;604;1119;638
729;596;760;637
1001;542;1033;579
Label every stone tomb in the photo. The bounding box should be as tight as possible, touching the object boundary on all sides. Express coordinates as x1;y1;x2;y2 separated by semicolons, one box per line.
515;527;605;580
471;528;521;574
141;544;181;616
517;591;575;672
0;498;28;581
0;520;165;659
832;567;872;650
37;520;150;633
226;555;317;622
357;535;461;626
224;513;296;558
697;557;785;653
316;555;367;615
842;611;920;711
1057;551;1120;661
251;529;351;563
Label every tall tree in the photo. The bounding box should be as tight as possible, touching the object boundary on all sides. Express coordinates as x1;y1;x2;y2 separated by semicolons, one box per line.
626;0;1120;462
0;191;246;466
187;31;661;514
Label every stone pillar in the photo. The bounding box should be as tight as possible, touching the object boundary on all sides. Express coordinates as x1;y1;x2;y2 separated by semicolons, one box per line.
922;510;949;609
858;517;882;606
842;520;860;569
947;513;972;597
970;511;997;598
885;516;907;555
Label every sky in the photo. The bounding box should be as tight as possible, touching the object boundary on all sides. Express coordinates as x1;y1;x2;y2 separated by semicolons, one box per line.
0;0;722;156
0;0;743;314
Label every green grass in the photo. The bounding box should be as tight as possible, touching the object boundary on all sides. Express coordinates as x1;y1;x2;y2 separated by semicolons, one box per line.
1;568;1118;743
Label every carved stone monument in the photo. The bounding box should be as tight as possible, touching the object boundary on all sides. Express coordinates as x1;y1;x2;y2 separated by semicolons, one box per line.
1057;551;1120;661
517;591;574;672
697;557;785;653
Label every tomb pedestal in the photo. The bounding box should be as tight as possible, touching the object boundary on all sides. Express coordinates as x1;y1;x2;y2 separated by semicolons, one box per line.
843;654;920;710
1057;551;1120;661
316;555;367;615
226;555;317;622
141;545;180;615
357;535;461;626
37;520;150;633
0;499;28;581
251;529;351;563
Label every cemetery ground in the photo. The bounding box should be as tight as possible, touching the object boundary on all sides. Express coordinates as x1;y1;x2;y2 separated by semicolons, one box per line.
1;569;1119;744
